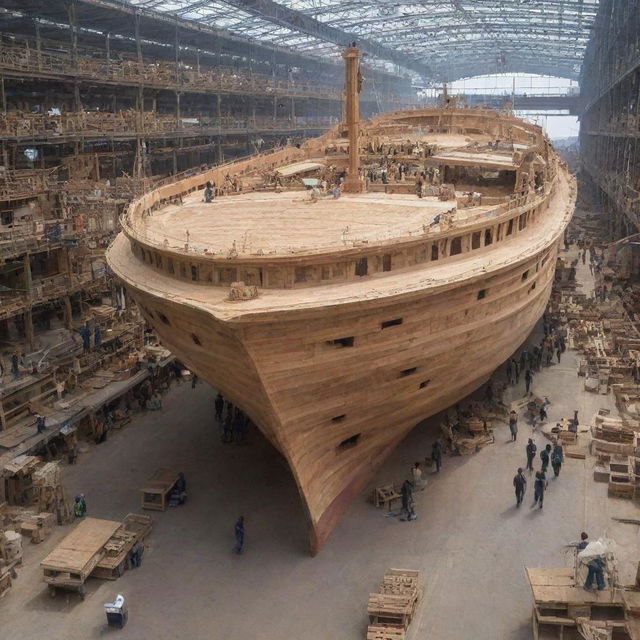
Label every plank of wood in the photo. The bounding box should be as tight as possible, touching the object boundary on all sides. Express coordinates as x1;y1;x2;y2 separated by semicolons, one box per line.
40;517;121;574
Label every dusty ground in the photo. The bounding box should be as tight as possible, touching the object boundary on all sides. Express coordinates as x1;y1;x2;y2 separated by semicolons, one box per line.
2;246;638;640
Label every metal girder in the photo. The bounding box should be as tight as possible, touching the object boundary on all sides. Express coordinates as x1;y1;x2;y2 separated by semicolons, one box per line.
188;0;435;78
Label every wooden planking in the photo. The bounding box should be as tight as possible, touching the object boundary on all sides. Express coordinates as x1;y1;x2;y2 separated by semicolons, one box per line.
41;518;121;574
106;107;575;554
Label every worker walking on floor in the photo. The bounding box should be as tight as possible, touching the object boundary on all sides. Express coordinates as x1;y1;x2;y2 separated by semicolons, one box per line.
233;516;245;554
551;440;564;478
526;438;537;472
400;480;416;521
509;410;518;442
431;439;443;472
532;470;547;509
540;443;551;473
412;462;426;490
215;393;224;422
524;368;533;395
513;467;527;507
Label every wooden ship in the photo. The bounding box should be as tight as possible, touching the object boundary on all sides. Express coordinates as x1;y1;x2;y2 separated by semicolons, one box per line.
106;46;576;554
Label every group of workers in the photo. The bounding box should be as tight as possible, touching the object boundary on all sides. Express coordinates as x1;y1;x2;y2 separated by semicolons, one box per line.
214;393;249;444
400;440;444;521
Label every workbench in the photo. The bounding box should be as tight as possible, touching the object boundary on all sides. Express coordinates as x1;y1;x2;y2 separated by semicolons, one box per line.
40;517;121;599
141;468;179;511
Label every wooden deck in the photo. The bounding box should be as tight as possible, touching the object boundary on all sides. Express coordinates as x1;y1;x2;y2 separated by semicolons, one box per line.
144;191;459;258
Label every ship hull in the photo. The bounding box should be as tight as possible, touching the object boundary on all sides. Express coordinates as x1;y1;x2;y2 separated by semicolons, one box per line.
115;233;560;553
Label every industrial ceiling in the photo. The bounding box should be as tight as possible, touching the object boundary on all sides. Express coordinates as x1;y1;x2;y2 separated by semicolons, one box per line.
127;0;600;82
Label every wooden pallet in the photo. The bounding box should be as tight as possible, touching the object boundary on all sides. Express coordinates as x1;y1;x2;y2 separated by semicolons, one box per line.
366;623;405;640
368;593;417;629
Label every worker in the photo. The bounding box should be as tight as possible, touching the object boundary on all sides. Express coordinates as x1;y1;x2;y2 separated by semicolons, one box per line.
74;494;87;518
128;542;144;569
400;480;416;521
94;325;102;349
533;470;547;509
540;444;552;473
36;414;46;434
524;368;533;395
551;440;564;478
520;349;529;374
513;468;527;507
584;556;606;591
175;472;187;504
215;393;224;423
223;413;233;443
412;462;426;490
234;516;245;554
509;410;518;442
506;358;514;385
539;405;547;425
526;438;537;472
431;439;443;472
577;532;589;551
204;181;215;203
146;391;162;411
11;350;20;379
79;322;91;351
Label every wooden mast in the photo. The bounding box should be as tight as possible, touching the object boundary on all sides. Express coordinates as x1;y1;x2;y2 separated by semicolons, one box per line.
342;45;363;193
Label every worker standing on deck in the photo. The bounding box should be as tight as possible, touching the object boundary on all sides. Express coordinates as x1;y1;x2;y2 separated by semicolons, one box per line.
526;438;537;472
532;470;547;509
204;181;215;203
509;410;518;442
540;443;552;473
513;468;527;507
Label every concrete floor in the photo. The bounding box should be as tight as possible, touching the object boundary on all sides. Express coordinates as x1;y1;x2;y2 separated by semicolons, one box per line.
2;246;639;640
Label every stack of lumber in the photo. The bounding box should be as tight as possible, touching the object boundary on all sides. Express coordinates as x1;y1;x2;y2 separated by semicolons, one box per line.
366;569;422;639
527;567;640;639
32;461;72;525
15;511;56;543
608;457;635;499
91;513;152;580
0;529;23;596
592;417;635;444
